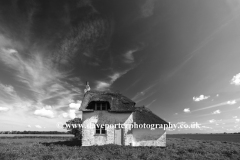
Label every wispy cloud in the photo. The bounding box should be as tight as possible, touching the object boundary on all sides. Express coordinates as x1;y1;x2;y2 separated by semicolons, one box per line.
62;100;82;119
35;125;42;129
62;113;68;118
209;119;216;123
95;69;132;91
227;100;236;105
192;99;239;112
0;35;12;47
212;110;221;114
69;100;82;110
123;49;138;63
0;36;82;119
62;110;77;119
183;108;191;113
0;47;77;95
140;0;156;18
208;119;225;124
194;107;240;118
109;72;124;84
0;83;18;102
167;6;240;79
230;73;240;85
200;125;212;129
134;90;157;103
95;81;111;91
69;110;76;119
34;107;54;118
145;99;156;108
0;83;32;113
193;95;210;102
132;82;159;102
0;107;9;112
123;78;143;93
0;84;15;95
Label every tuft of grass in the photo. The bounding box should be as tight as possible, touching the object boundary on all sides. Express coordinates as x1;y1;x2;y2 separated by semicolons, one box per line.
42;154;55;160
0;153;18;160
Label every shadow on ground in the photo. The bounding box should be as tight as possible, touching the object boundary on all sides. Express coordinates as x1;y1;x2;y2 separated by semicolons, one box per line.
42;140;82;147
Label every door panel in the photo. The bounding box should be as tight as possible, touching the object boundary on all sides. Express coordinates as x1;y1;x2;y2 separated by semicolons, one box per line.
114;127;122;145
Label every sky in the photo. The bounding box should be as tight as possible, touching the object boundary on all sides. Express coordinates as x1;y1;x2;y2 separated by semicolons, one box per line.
0;0;240;134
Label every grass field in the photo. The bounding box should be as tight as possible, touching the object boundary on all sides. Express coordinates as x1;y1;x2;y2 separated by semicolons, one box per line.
0;136;240;160
167;134;240;143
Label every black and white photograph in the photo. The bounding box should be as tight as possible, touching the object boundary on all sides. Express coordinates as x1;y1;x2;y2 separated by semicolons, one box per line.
0;0;240;159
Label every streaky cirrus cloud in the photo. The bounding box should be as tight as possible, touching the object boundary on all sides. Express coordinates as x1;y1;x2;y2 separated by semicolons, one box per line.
95;69;133;91
193;95;210;102
230;73;240;85
123;49;138;63
0;84;15;95
0;83;33;113
0;36;83;119
109;73;123;83
192;99;240;112
131;81;159;102
0;48;64;90
134;90;157;104
95;81;111;91
0;0;185;131
145;99;156;108
166;0;240;80
0;83;18;102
